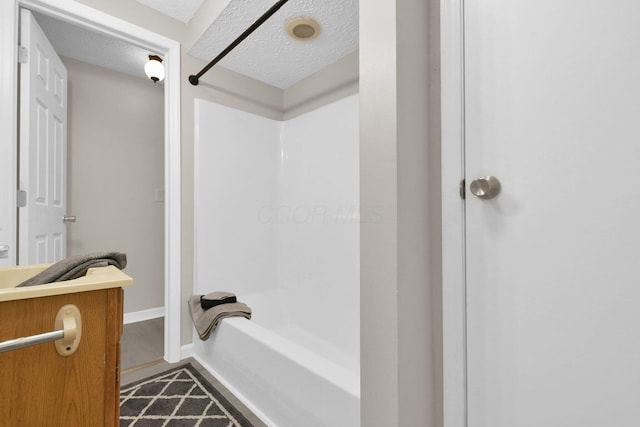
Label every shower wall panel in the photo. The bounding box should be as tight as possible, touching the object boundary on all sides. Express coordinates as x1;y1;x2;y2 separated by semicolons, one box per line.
277;95;360;362
194;100;279;297
195;95;359;361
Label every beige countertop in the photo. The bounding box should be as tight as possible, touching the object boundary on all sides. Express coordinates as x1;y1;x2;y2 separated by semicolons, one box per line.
0;265;133;302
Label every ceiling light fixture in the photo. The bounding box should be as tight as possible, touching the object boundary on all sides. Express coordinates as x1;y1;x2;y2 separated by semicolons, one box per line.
287;18;320;40
144;54;165;83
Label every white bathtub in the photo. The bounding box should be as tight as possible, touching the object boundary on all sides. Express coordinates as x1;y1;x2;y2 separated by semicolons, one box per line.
192;290;360;427
193;96;360;426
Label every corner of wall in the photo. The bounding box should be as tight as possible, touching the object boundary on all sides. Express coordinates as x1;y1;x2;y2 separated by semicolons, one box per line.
188;57;285;121
283;51;359;120
186;50;361;123
360;0;442;425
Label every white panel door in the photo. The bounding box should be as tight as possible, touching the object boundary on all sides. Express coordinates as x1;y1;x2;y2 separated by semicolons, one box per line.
465;1;640;426
19;9;68;264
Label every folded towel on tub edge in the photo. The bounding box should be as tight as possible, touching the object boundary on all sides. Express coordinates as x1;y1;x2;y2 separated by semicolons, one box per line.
188;294;252;341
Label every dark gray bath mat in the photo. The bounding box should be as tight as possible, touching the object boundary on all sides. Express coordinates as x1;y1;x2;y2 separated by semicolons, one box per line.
120;363;255;426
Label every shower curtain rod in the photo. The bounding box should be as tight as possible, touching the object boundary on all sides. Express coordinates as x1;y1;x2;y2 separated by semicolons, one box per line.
188;0;290;86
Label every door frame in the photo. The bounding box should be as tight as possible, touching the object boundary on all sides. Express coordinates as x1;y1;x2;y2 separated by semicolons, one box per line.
441;0;467;426
0;2;18;267
0;0;183;363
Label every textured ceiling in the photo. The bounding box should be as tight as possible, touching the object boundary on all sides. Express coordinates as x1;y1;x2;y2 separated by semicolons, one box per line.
135;0;206;24
32;0;359;90
33;12;161;83
188;0;359;89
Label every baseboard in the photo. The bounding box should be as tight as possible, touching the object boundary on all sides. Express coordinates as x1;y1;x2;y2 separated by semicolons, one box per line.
123;306;165;324
180;343;195;359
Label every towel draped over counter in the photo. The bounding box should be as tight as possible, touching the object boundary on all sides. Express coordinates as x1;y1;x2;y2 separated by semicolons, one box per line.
188;294;252;340
16;252;127;287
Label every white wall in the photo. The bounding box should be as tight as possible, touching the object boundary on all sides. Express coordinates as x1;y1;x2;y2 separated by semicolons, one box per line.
195;94;359;357
64;57;164;314
194;99;279;298
277;95;360;360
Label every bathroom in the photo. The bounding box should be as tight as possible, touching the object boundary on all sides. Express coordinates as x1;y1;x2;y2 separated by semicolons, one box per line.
2;0;425;424
3;0;637;426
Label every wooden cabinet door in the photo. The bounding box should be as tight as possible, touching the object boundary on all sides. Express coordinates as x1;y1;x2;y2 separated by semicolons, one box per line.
0;288;123;426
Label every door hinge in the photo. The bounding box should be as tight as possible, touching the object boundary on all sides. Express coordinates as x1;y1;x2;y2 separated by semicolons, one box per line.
17;190;27;207
459;179;466;200
18;46;28;64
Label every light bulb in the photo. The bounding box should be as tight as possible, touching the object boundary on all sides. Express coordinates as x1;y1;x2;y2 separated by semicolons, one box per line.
144;55;165;83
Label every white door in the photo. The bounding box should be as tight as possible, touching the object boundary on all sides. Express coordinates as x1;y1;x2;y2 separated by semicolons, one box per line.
18;9;68;265
465;0;640;425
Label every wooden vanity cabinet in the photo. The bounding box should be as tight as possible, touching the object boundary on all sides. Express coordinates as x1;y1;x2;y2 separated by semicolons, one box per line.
0;287;124;426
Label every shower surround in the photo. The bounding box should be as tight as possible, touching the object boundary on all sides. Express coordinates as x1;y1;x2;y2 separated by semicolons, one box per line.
193;94;360;426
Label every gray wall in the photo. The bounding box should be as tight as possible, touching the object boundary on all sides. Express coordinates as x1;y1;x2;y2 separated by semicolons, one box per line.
64;56;165;314
360;0;441;426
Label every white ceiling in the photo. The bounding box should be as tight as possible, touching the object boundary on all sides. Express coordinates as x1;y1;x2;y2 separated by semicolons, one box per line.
188;0;359;89
33;0;358;90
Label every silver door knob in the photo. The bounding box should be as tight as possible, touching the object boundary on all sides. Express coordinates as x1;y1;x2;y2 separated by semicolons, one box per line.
62;215;76;223
470;176;501;200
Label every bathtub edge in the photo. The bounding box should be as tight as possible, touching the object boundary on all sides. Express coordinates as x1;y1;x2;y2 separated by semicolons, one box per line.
183;344;279;427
